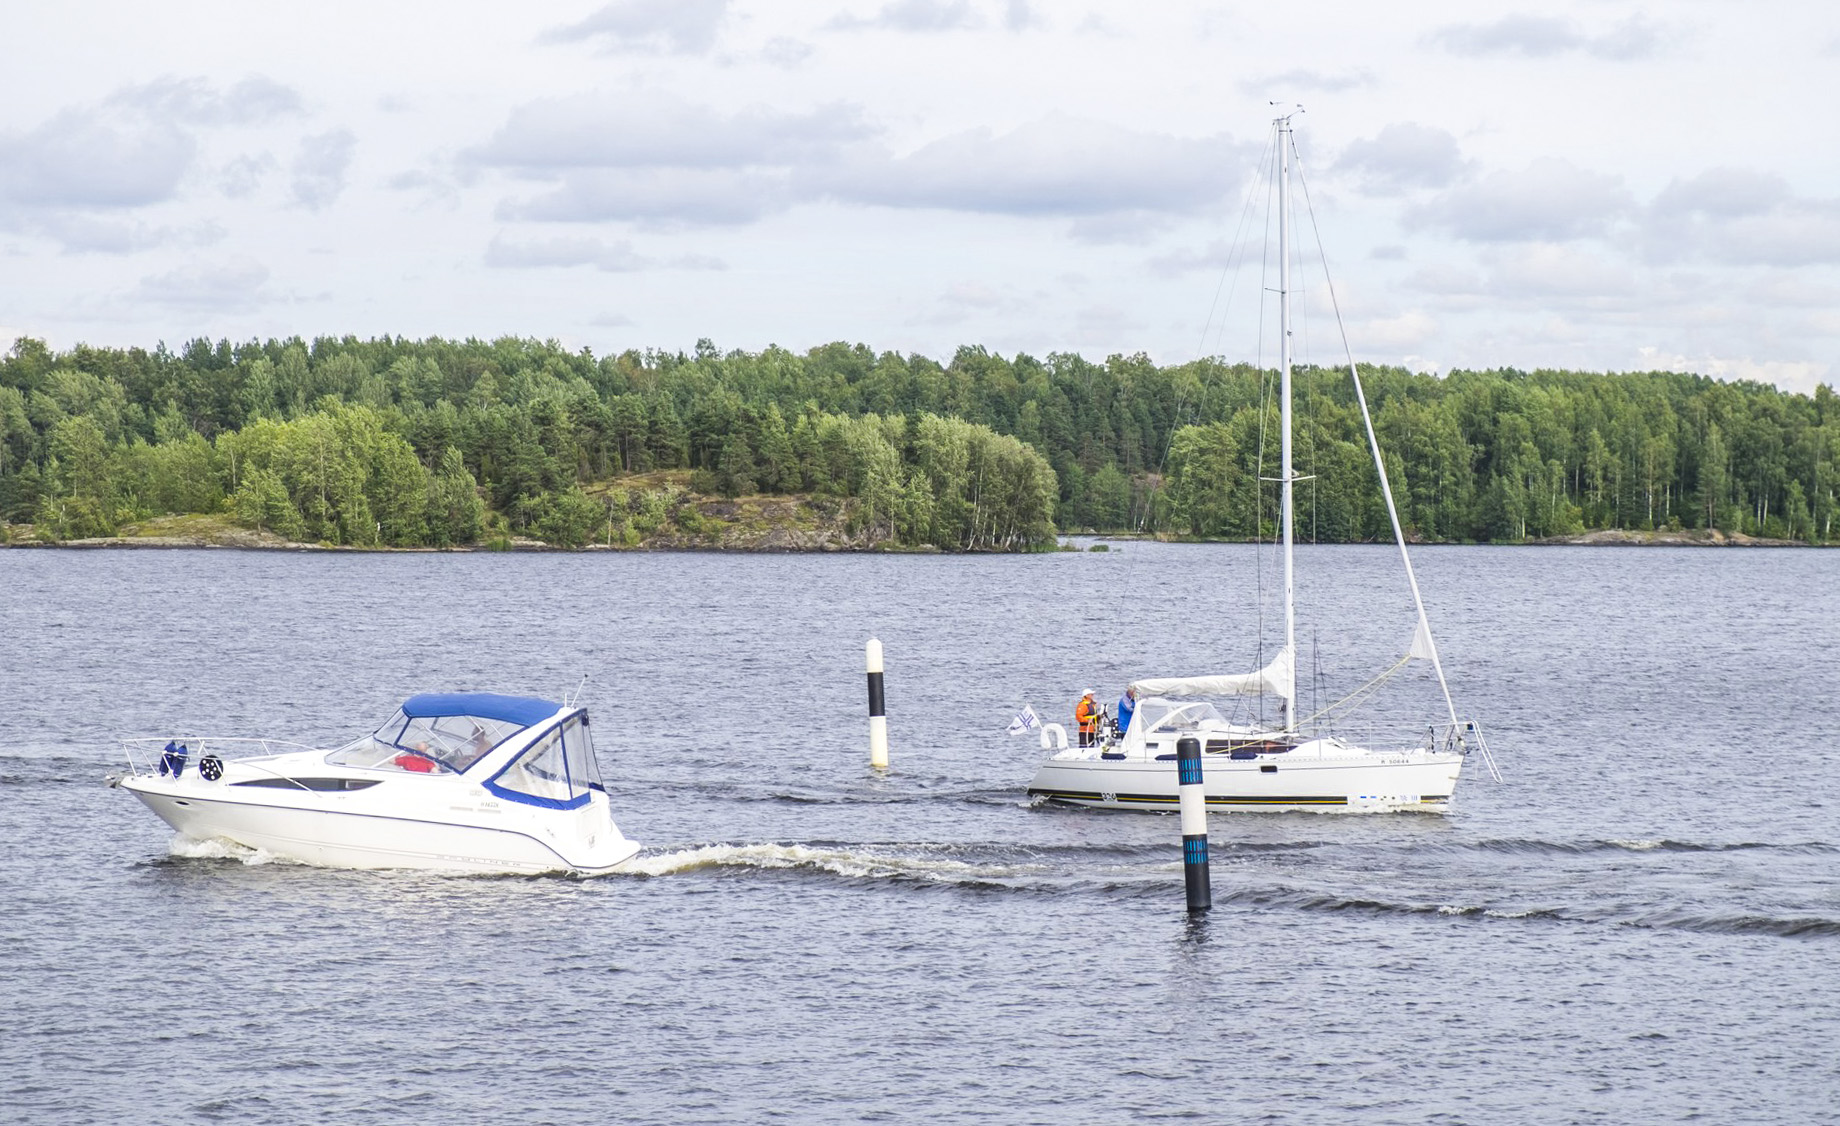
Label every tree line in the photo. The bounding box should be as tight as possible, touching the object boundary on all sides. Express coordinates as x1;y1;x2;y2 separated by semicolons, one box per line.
1;334;1834;549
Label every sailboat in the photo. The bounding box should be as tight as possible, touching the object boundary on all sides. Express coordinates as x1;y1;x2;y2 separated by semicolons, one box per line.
1027;113;1499;813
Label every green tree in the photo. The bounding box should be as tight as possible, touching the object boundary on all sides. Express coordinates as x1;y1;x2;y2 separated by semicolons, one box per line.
530;487;604;547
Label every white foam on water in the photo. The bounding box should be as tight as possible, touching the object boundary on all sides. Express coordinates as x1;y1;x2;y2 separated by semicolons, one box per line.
618;841;1042;883
1609;838;1665;851
166;834;296;866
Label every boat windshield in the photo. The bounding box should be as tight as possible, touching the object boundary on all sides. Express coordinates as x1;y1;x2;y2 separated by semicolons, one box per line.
1136;699;1228;732
327;709;528;775
485;712;604;809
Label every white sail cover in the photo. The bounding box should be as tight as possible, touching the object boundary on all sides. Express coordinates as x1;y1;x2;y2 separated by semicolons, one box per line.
1130;647;1294;703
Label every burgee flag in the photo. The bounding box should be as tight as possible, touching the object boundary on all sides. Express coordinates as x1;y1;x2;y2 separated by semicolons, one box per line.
1007;704;1040;735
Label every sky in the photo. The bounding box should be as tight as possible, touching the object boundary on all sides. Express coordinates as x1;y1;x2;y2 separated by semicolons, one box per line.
2;0;1836;391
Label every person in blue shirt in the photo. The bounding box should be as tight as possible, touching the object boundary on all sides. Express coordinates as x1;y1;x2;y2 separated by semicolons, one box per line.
1115;686;1136;736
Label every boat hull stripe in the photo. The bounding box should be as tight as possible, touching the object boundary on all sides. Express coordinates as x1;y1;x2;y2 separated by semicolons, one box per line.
1028;789;1452;807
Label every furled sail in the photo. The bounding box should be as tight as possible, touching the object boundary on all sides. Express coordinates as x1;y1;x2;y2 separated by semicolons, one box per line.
1130;646;1294;703
1408;619;1436;661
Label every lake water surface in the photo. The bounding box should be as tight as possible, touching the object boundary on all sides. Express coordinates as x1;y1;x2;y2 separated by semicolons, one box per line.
2;543;1836;1124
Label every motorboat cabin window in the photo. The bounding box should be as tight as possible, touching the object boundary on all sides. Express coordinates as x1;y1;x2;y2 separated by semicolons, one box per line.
326;696;550;775
1135;700;1227;733
485;714;603;809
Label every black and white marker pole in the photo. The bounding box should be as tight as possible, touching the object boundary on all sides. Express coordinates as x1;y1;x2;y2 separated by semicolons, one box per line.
1176;735;1211;912
866;637;888;769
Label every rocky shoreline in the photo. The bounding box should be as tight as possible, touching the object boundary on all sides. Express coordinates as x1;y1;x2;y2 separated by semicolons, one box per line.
2;514;1817;553
0;498;901;553
1534;528;1812;548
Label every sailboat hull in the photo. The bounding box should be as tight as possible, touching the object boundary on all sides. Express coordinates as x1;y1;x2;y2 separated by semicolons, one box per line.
1027;752;1464;813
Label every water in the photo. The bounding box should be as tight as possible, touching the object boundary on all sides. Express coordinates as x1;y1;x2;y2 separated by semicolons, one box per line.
2;543;1837;1124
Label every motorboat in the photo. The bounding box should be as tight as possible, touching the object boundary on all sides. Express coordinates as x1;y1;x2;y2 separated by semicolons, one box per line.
112;692;641;874
1026;113;1499;814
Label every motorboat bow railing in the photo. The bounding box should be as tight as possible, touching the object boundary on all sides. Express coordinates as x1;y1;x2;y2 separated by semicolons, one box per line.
113;737;325;788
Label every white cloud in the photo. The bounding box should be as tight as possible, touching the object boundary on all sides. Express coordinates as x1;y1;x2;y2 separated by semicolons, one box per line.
466;93;871;171
909;280;1037;327
1003;0;1040;32
502;167;792;226
1409;158;1634;242
827;1;980;32
1650;167;1788;218
757;37;815;66
541;0;731;55
1744;273;1840;309
34;215;224;255
1335;123;1469;195
1486;244;1640;302
219;153;277;198
1639;169;1840;267
289;131;355;211
469;98;1249;229
485;232;725;271
1406;244;1671;313
467;93;868;225
1066;302;1147;347
1238;68;1376;96
1634;348;1828;395
1427;14;1670;60
0;76;323;259
487;233;653;271
132;259;271;312
1357;311;1438;351
107;76;302;127
1147;236;1261;276
821;115;1251;217
0;108;195;211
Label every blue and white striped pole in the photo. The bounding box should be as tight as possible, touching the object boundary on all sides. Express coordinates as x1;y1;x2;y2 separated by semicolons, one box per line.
1177;735;1211;912
866;637;888;769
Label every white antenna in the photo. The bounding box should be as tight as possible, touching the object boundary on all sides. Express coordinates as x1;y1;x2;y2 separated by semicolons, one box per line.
564;674;589;708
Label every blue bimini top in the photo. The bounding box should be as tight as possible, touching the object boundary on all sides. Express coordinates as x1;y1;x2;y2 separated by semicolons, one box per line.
400;693;563;728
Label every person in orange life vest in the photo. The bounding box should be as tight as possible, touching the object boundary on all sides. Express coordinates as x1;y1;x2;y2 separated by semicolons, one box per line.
1075;689;1102;748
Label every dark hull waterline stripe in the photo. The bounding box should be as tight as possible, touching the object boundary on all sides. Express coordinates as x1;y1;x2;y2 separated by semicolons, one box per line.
1030;789;1452;807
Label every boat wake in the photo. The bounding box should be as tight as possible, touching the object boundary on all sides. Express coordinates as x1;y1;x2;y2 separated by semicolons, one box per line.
1204;883;1840;939
1461;837;1837;856
620;841;1052;886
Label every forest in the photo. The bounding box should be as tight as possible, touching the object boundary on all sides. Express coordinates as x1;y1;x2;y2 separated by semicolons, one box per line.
1;334;1835;550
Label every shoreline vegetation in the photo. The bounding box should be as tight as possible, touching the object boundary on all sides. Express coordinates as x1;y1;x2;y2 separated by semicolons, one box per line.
1;516;1815;552
3;335;1835;553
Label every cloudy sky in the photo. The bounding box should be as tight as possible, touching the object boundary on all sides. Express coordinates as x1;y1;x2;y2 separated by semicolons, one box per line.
3;0;1835;389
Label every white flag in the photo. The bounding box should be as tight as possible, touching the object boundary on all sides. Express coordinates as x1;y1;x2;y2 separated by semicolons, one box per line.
1007;704;1040;735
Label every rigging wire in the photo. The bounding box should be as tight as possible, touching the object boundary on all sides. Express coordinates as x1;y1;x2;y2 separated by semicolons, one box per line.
1292;652;1414;730
1149;123;1282;512
1290;133;1491;775
1196;125;1280;362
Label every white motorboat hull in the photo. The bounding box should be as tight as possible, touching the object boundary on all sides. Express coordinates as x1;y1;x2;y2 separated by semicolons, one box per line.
1028;751;1463;814
121;769;639;876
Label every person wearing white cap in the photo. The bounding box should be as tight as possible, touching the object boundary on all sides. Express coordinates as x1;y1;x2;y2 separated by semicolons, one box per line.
1075;689;1101;748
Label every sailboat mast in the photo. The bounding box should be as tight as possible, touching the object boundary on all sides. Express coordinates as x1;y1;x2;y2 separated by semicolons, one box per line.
1277;115;1297;728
